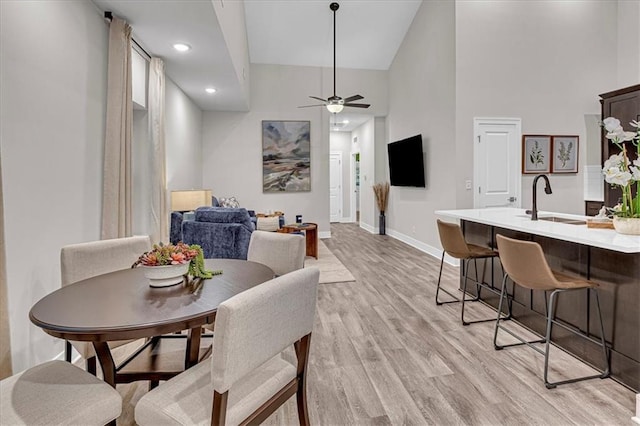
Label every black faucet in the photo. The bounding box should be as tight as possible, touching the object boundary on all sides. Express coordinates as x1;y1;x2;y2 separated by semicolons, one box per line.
531;174;552;220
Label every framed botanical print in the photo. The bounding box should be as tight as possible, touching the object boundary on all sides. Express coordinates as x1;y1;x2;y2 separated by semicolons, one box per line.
551;135;579;173
522;135;551;174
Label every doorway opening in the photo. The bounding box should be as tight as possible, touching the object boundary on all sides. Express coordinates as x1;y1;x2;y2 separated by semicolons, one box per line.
352;152;360;223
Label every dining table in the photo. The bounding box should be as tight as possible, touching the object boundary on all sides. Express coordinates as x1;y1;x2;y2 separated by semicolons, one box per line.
29;258;275;387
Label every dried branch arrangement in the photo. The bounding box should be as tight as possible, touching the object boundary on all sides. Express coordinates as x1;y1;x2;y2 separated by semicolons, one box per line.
373;182;390;213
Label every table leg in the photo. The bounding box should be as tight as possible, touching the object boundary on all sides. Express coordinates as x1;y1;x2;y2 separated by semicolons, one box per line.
307;228;318;259
185;326;202;369
92;341;116;388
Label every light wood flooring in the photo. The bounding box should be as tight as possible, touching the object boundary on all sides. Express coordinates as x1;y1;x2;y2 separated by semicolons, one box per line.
115;223;634;425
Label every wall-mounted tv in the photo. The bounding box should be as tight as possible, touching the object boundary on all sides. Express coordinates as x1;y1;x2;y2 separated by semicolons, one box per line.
387;134;425;187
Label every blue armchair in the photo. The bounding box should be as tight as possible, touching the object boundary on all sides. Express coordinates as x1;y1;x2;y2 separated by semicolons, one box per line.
181;207;254;259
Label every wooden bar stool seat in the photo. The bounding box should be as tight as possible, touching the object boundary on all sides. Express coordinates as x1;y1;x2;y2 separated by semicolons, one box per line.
493;234;610;389
435;219;511;325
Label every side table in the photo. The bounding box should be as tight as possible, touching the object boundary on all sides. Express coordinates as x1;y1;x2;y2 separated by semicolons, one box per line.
281;223;318;259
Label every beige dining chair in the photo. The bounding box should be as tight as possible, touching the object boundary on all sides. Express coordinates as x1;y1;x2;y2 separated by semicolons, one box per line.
435;219;510;325
247;230;306;277
0;360;122;425
494;234;610;388
60;235;151;373
135;267;320;426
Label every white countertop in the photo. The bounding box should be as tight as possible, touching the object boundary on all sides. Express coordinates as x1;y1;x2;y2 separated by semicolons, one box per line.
435;208;640;254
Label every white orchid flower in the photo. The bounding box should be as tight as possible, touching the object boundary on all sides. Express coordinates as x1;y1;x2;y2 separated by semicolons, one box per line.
604;153;624;169
630;165;640;181
630;120;640;129
604;168;632;186
603;117;621;132
606;128;636;142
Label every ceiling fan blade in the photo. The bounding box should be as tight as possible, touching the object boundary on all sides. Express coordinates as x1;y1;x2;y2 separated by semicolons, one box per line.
297;104;325;108
309;96;327;103
343;103;371;108
343;95;364;103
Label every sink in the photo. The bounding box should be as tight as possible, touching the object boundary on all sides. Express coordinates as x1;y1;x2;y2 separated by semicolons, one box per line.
538;216;586;225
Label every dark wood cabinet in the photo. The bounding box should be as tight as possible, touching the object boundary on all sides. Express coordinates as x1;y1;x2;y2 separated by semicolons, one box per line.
600;84;640;207
585;200;604;216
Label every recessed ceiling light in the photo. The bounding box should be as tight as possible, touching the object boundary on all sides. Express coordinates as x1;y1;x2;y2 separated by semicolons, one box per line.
173;43;191;52
343;120;349;124
205;87;216;94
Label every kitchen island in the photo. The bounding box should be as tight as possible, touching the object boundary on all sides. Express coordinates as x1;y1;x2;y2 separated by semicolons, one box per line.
436;208;639;391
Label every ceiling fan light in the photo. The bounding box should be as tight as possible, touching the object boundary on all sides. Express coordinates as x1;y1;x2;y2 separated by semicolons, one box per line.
326;104;344;114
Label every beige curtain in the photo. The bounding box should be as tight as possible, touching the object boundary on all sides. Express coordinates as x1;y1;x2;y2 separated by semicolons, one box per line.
102;17;133;239
148;58;168;244
0;158;12;379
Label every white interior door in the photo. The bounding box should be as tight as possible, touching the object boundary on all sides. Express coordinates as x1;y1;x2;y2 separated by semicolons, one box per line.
329;152;342;222
473;118;522;208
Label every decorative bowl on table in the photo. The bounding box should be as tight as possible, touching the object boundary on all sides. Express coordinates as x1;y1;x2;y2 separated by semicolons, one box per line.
134;242;216;288
142;263;189;288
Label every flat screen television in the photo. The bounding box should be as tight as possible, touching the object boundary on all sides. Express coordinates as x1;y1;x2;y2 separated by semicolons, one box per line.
387;134;425;187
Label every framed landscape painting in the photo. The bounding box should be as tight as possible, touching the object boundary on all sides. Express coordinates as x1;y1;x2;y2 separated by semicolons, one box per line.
522;135;551;174
551;135;579;173
262;120;311;192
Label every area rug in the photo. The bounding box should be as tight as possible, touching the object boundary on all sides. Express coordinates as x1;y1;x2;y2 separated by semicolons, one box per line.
304;239;355;284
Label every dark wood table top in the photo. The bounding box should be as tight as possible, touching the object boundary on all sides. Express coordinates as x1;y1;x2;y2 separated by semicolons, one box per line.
30;259;274;342
282;223;317;230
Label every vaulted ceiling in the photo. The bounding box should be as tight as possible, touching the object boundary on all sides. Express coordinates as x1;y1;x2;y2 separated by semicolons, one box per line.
92;0;421;114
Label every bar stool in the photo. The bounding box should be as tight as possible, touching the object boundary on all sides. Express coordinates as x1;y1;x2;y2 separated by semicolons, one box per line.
493;234;610;389
435;219;510;325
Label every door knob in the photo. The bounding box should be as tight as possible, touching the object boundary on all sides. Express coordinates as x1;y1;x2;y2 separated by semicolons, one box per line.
508;196;517;202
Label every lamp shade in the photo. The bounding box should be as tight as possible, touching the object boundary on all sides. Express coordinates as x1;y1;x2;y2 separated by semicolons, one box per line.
171;189;212;212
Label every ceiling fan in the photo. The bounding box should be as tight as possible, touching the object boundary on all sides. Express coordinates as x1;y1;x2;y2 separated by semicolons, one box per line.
299;2;370;113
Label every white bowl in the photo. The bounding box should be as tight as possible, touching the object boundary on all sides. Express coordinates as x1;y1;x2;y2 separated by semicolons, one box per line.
143;264;189;287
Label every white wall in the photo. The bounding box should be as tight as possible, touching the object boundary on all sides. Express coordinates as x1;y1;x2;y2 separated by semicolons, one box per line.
166;78;203;192
201;63;388;236
202;64;327;232
132;109;151;236
455;0;618;215
387;0;456;251
329;131;352;219
617;0;640;87
0;0;108;371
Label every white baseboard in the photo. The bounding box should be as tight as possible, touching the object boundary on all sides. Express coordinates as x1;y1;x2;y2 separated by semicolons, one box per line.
339;217;352;223
359;222;376;234
319;231;331;239
385;227;459;267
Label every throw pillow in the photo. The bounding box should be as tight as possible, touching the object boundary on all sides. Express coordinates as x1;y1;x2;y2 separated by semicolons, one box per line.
219;196;240;208
256;216;280;232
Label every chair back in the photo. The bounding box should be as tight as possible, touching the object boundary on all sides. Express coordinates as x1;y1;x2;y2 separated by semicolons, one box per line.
496;234;558;290
60;236;151;358
61;236;151;287
437;219;471;259
211;267;319;393
247;231;305;276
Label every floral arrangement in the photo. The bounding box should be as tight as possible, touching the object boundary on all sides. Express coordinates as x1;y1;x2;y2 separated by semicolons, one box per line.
602;117;640;218
133;242;216;279
373;182;390;213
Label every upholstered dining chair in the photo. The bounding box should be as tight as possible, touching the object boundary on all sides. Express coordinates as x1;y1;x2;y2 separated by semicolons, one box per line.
494;234;610;389
247;230;306;277
60;235;151;373
135;267;320;426
0;360;122;425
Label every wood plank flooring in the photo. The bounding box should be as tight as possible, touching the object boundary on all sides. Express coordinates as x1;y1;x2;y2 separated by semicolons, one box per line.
115;223;634;425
